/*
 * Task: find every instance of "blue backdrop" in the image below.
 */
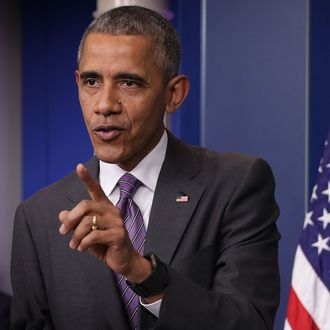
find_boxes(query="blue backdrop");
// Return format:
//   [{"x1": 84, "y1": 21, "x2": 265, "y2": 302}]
[
  {"x1": 22, "y1": 0, "x2": 94, "y2": 197},
  {"x1": 309, "y1": 0, "x2": 330, "y2": 192}
]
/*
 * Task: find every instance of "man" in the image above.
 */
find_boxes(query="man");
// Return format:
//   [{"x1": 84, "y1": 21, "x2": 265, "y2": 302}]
[{"x1": 11, "y1": 6, "x2": 280, "y2": 330}]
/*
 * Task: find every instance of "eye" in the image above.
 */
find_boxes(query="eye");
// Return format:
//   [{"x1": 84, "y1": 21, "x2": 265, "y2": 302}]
[
  {"x1": 84, "y1": 78, "x2": 98, "y2": 86},
  {"x1": 120, "y1": 80, "x2": 139, "y2": 88}
]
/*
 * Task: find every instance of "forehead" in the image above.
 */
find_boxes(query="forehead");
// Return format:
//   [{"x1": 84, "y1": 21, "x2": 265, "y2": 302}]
[{"x1": 79, "y1": 33, "x2": 156, "y2": 70}]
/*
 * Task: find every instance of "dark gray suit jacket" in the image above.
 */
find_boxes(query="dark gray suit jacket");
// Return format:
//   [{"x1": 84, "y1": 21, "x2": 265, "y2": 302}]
[{"x1": 11, "y1": 133, "x2": 280, "y2": 329}]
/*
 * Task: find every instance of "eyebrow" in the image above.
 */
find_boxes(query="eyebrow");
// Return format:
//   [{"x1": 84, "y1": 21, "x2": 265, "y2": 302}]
[
  {"x1": 79, "y1": 71, "x2": 101, "y2": 80},
  {"x1": 114, "y1": 72, "x2": 149, "y2": 86}
]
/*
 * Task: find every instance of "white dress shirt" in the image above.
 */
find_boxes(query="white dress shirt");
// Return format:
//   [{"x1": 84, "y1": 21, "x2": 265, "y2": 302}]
[{"x1": 99, "y1": 130, "x2": 168, "y2": 318}]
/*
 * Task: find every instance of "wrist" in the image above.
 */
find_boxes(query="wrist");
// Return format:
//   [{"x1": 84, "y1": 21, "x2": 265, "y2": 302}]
[
  {"x1": 126, "y1": 253, "x2": 169, "y2": 298},
  {"x1": 124, "y1": 253, "x2": 152, "y2": 284}
]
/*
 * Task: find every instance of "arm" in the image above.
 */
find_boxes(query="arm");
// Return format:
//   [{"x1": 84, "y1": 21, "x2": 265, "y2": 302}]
[{"x1": 156, "y1": 158, "x2": 280, "y2": 330}]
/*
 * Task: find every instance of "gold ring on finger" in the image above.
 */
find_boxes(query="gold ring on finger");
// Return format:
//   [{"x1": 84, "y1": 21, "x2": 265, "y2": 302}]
[{"x1": 91, "y1": 215, "x2": 98, "y2": 231}]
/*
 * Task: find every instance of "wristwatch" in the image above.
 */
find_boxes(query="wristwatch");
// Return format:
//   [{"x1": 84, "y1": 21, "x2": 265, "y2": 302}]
[{"x1": 126, "y1": 253, "x2": 169, "y2": 298}]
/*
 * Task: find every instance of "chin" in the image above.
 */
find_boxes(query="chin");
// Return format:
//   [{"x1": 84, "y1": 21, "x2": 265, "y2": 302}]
[{"x1": 94, "y1": 148, "x2": 121, "y2": 164}]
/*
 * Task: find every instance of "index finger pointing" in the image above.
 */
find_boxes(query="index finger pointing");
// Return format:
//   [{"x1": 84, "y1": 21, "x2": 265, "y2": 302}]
[{"x1": 76, "y1": 163, "x2": 110, "y2": 202}]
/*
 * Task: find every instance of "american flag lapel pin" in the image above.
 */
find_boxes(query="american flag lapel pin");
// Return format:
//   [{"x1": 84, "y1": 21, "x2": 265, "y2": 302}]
[{"x1": 176, "y1": 194, "x2": 189, "y2": 203}]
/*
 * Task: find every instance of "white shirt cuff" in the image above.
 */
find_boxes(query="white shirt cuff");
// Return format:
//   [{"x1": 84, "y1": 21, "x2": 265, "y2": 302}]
[{"x1": 140, "y1": 298, "x2": 162, "y2": 318}]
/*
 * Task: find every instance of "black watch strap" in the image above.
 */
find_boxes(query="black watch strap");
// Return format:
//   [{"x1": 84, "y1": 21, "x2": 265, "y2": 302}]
[{"x1": 126, "y1": 253, "x2": 169, "y2": 298}]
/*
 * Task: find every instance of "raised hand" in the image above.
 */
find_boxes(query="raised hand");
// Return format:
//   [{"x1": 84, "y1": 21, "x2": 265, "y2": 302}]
[{"x1": 58, "y1": 163, "x2": 151, "y2": 282}]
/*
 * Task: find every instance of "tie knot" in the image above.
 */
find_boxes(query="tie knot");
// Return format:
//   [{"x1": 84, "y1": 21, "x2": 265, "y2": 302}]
[{"x1": 117, "y1": 173, "x2": 142, "y2": 199}]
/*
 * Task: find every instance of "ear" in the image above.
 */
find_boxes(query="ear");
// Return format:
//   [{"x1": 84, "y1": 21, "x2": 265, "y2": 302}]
[
  {"x1": 75, "y1": 70, "x2": 80, "y2": 86},
  {"x1": 165, "y1": 75, "x2": 190, "y2": 114}
]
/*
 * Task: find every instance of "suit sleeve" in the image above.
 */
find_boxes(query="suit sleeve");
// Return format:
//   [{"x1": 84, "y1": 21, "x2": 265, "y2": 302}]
[
  {"x1": 156, "y1": 158, "x2": 280, "y2": 330},
  {"x1": 11, "y1": 203, "x2": 54, "y2": 329}
]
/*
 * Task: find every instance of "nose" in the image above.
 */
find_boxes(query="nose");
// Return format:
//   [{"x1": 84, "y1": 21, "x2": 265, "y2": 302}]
[{"x1": 94, "y1": 86, "x2": 121, "y2": 116}]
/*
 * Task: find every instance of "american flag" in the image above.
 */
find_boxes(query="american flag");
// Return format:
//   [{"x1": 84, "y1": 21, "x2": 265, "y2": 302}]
[
  {"x1": 285, "y1": 132, "x2": 330, "y2": 330},
  {"x1": 176, "y1": 195, "x2": 189, "y2": 203}
]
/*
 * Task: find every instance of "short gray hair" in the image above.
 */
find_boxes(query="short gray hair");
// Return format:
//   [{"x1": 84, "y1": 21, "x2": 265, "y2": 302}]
[{"x1": 77, "y1": 6, "x2": 181, "y2": 83}]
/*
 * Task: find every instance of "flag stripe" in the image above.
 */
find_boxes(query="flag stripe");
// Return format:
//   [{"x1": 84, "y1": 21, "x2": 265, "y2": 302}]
[
  {"x1": 288, "y1": 245, "x2": 330, "y2": 329},
  {"x1": 286, "y1": 287, "x2": 319, "y2": 330},
  {"x1": 284, "y1": 319, "x2": 293, "y2": 330}
]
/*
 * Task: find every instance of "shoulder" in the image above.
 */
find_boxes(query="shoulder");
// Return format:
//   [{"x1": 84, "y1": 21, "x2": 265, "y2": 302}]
[
  {"x1": 167, "y1": 131, "x2": 271, "y2": 171},
  {"x1": 190, "y1": 144, "x2": 274, "y2": 181},
  {"x1": 166, "y1": 132, "x2": 275, "y2": 185},
  {"x1": 22, "y1": 170, "x2": 78, "y2": 208},
  {"x1": 18, "y1": 157, "x2": 98, "y2": 215},
  {"x1": 14, "y1": 170, "x2": 78, "y2": 229},
  {"x1": 196, "y1": 148, "x2": 275, "y2": 197}
]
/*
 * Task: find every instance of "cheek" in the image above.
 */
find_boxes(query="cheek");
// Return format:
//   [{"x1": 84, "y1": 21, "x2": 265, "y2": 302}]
[
  {"x1": 80, "y1": 105, "x2": 94, "y2": 134},
  {"x1": 128, "y1": 107, "x2": 157, "y2": 132},
  {"x1": 79, "y1": 95, "x2": 94, "y2": 124},
  {"x1": 128, "y1": 94, "x2": 166, "y2": 124}
]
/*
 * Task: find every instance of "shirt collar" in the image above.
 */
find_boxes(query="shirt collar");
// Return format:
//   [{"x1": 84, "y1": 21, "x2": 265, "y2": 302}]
[{"x1": 99, "y1": 130, "x2": 168, "y2": 196}]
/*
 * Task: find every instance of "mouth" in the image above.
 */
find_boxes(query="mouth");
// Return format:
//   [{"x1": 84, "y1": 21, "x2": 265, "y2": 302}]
[{"x1": 92, "y1": 124, "x2": 125, "y2": 142}]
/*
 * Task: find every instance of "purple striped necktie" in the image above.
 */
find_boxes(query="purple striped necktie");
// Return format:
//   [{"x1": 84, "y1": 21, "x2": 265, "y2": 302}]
[{"x1": 115, "y1": 173, "x2": 146, "y2": 330}]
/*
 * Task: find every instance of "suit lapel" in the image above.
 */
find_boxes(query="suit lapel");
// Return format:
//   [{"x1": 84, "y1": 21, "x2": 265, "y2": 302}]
[
  {"x1": 65, "y1": 157, "x2": 130, "y2": 330},
  {"x1": 145, "y1": 133, "x2": 205, "y2": 265}
]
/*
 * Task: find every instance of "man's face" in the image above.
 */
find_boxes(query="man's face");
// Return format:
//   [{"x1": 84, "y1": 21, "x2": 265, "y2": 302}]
[{"x1": 76, "y1": 33, "x2": 169, "y2": 171}]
